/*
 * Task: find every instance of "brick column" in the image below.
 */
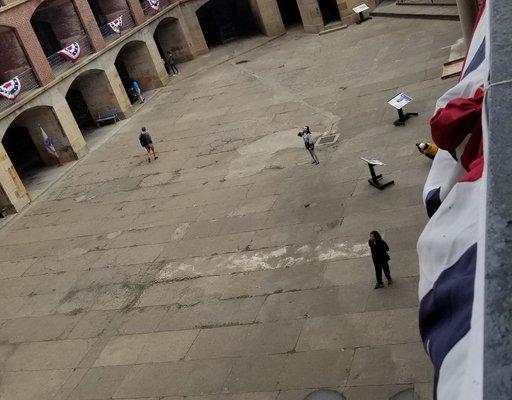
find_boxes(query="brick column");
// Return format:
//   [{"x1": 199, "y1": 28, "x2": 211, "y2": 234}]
[
  {"x1": 248, "y1": 0, "x2": 285, "y2": 37},
  {"x1": 72, "y1": 0, "x2": 106, "y2": 51},
  {"x1": 126, "y1": 0, "x2": 147, "y2": 25},
  {"x1": 16, "y1": 27, "x2": 55, "y2": 85}
]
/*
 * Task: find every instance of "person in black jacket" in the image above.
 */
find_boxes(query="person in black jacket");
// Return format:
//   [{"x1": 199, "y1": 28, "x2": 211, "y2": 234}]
[{"x1": 368, "y1": 230, "x2": 392, "y2": 289}]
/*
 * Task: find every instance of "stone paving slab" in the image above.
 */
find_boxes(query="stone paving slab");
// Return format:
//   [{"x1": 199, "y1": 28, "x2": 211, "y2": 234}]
[{"x1": 0, "y1": 17, "x2": 463, "y2": 400}]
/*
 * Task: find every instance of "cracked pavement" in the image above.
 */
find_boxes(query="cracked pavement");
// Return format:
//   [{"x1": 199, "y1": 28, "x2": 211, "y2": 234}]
[{"x1": 0, "y1": 18, "x2": 461, "y2": 400}]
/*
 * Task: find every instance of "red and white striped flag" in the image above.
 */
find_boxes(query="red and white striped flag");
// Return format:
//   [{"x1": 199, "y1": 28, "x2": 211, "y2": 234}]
[{"x1": 417, "y1": 1, "x2": 488, "y2": 399}]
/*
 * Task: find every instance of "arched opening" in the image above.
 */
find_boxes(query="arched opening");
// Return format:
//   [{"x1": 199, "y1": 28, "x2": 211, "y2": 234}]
[
  {"x1": 153, "y1": 17, "x2": 190, "y2": 73},
  {"x1": 1, "y1": 106, "x2": 77, "y2": 200},
  {"x1": 196, "y1": 0, "x2": 260, "y2": 47},
  {"x1": 65, "y1": 69, "x2": 127, "y2": 135},
  {"x1": 317, "y1": 0, "x2": 341, "y2": 24},
  {"x1": 87, "y1": 0, "x2": 136, "y2": 41},
  {"x1": 276, "y1": 0, "x2": 301, "y2": 27},
  {"x1": 115, "y1": 41, "x2": 161, "y2": 103},
  {"x1": 31, "y1": 0, "x2": 92, "y2": 71},
  {"x1": 0, "y1": 26, "x2": 40, "y2": 112}
]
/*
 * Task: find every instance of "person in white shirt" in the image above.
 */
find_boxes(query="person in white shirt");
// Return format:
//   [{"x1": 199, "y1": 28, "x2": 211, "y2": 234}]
[{"x1": 298, "y1": 126, "x2": 319, "y2": 165}]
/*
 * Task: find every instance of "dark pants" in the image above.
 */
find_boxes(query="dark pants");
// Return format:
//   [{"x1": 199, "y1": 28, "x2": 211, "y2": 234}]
[
  {"x1": 169, "y1": 63, "x2": 179, "y2": 74},
  {"x1": 374, "y1": 261, "x2": 391, "y2": 284}
]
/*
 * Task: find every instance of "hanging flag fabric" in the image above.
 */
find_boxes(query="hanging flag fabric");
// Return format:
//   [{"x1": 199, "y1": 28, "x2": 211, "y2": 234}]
[
  {"x1": 0, "y1": 76, "x2": 21, "y2": 100},
  {"x1": 58, "y1": 42, "x2": 81, "y2": 63},
  {"x1": 417, "y1": 2, "x2": 488, "y2": 400},
  {"x1": 149, "y1": 0, "x2": 160, "y2": 12},
  {"x1": 108, "y1": 15, "x2": 123, "y2": 34},
  {"x1": 40, "y1": 126, "x2": 59, "y2": 158}
]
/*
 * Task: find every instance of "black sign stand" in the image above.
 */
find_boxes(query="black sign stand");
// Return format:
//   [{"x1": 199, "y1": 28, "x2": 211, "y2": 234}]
[
  {"x1": 365, "y1": 162, "x2": 394, "y2": 190},
  {"x1": 356, "y1": 11, "x2": 372, "y2": 24},
  {"x1": 393, "y1": 108, "x2": 418, "y2": 126}
]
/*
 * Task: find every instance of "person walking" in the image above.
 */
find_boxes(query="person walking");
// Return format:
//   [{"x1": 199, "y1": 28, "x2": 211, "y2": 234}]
[
  {"x1": 131, "y1": 79, "x2": 145, "y2": 103},
  {"x1": 298, "y1": 126, "x2": 319, "y2": 165},
  {"x1": 166, "y1": 51, "x2": 179, "y2": 76},
  {"x1": 368, "y1": 230, "x2": 392, "y2": 289},
  {"x1": 139, "y1": 127, "x2": 158, "y2": 163}
]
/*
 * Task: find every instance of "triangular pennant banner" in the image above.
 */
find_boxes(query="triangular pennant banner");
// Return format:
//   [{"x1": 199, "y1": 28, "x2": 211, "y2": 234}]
[
  {"x1": 149, "y1": 0, "x2": 160, "y2": 12},
  {"x1": 108, "y1": 15, "x2": 123, "y2": 34},
  {"x1": 58, "y1": 42, "x2": 81, "y2": 63},
  {"x1": 0, "y1": 76, "x2": 21, "y2": 100}
]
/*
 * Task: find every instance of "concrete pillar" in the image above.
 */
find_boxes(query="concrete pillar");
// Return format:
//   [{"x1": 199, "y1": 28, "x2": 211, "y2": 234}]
[
  {"x1": 52, "y1": 100, "x2": 88, "y2": 160},
  {"x1": 104, "y1": 66, "x2": 133, "y2": 118},
  {"x1": 296, "y1": 0, "x2": 324, "y2": 33},
  {"x1": 0, "y1": 144, "x2": 30, "y2": 213},
  {"x1": 126, "y1": 0, "x2": 147, "y2": 25},
  {"x1": 455, "y1": 0, "x2": 479, "y2": 48},
  {"x1": 178, "y1": 2, "x2": 209, "y2": 57},
  {"x1": 248, "y1": 0, "x2": 285, "y2": 37},
  {"x1": 72, "y1": 0, "x2": 106, "y2": 51}
]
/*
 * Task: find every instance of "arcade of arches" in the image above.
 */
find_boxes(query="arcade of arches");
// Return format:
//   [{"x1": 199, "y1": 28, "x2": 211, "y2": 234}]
[{"x1": 0, "y1": 0, "x2": 376, "y2": 214}]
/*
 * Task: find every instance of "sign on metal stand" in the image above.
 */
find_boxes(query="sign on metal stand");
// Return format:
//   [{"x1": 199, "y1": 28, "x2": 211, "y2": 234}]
[
  {"x1": 360, "y1": 157, "x2": 395, "y2": 190},
  {"x1": 353, "y1": 4, "x2": 372, "y2": 24},
  {"x1": 388, "y1": 93, "x2": 418, "y2": 126}
]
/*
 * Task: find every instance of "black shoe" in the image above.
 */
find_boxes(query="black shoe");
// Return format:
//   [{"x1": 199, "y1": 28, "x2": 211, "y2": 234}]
[
  {"x1": 148, "y1": 158, "x2": 151, "y2": 163},
  {"x1": 374, "y1": 283, "x2": 384, "y2": 289},
  {"x1": 311, "y1": 160, "x2": 316, "y2": 164},
  {"x1": 388, "y1": 279, "x2": 393, "y2": 285}
]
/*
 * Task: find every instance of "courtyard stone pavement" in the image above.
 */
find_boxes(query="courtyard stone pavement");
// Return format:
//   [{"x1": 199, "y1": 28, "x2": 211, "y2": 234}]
[{"x1": 0, "y1": 17, "x2": 461, "y2": 400}]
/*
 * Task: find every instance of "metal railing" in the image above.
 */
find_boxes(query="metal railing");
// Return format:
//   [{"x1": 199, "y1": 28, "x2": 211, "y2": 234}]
[
  {"x1": 0, "y1": 68, "x2": 40, "y2": 114},
  {"x1": 141, "y1": 0, "x2": 176, "y2": 16},
  {"x1": 47, "y1": 36, "x2": 93, "y2": 76},
  {"x1": 99, "y1": 9, "x2": 137, "y2": 44}
]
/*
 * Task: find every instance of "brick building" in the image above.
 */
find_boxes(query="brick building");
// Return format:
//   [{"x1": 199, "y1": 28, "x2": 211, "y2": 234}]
[{"x1": 0, "y1": 0, "x2": 376, "y2": 214}]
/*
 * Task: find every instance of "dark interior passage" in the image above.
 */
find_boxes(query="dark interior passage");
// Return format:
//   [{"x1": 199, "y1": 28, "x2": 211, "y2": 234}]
[
  {"x1": 318, "y1": 0, "x2": 340, "y2": 23},
  {"x1": 2, "y1": 126, "x2": 44, "y2": 177},
  {"x1": 114, "y1": 58, "x2": 139, "y2": 104},
  {"x1": 276, "y1": 0, "x2": 301, "y2": 27},
  {"x1": 66, "y1": 88, "x2": 96, "y2": 131},
  {"x1": 196, "y1": 0, "x2": 260, "y2": 47}
]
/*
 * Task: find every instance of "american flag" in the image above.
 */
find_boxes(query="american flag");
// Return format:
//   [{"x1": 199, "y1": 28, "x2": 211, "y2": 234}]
[{"x1": 417, "y1": 1, "x2": 488, "y2": 399}]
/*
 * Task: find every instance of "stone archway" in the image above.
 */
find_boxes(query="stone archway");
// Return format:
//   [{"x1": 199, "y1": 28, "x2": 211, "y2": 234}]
[
  {"x1": 0, "y1": 26, "x2": 40, "y2": 113},
  {"x1": 0, "y1": 105, "x2": 80, "y2": 213},
  {"x1": 65, "y1": 68, "x2": 132, "y2": 133},
  {"x1": 153, "y1": 17, "x2": 192, "y2": 64},
  {"x1": 115, "y1": 40, "x2": 164, "y2": 102},
  {"x1": 196, "y1": 0, "x2": 261, "y2": 47},
  {"x1": 30, "y1": 0, "x2": 90, "y2": 57}
]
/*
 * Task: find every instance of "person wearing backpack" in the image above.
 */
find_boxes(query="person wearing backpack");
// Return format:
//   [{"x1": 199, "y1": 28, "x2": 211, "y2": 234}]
[{"x1": 139, "y1": 127, "x2": 158, "y2": 163}]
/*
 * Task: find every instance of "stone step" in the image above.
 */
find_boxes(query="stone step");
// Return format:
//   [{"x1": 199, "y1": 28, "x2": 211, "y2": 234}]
[
  {"x1": 318, "y1": 22, "x2": 348, "y2": 35},
  {"x1": 371, "y1": 0, "x2": 460, "y2": 20}
]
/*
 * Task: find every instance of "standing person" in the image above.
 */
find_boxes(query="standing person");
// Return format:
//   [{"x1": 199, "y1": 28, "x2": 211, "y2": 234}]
[
  {"x1": 298, "y1": 126, "x2": 319, "y2": 165},
  {"x1": 131, "y1": 79, "x2": 145, "y2": 103},
  {"x1": 139, "y1": 127, "x2": 158, "y2": 163},
  {"x1": 368, "y1": 231, "x2": 392, "y2": 289},
  {"x1": 166, "y1": 51, "x2": 179, "y2": 76}
]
